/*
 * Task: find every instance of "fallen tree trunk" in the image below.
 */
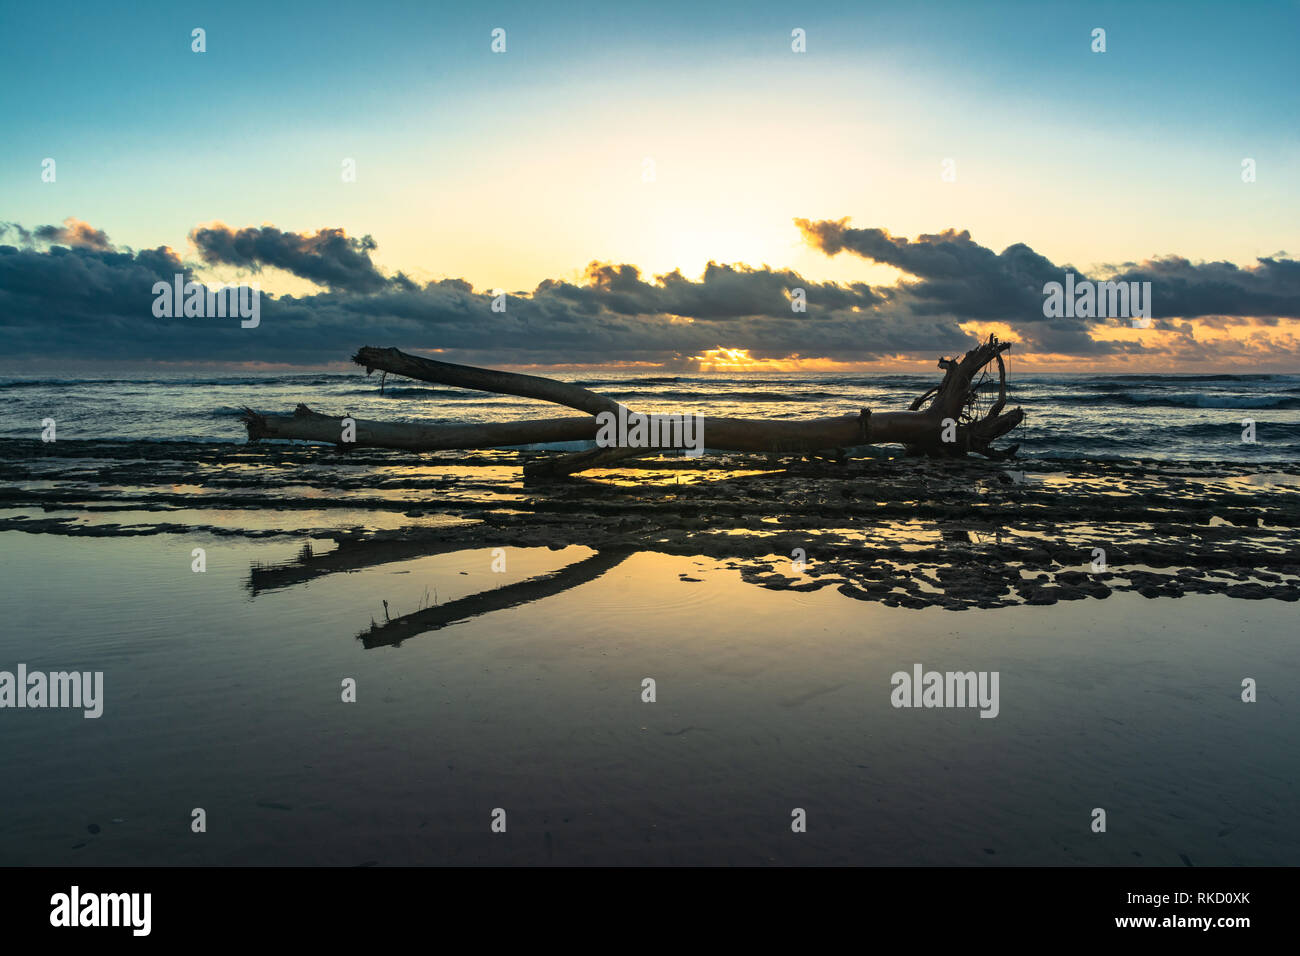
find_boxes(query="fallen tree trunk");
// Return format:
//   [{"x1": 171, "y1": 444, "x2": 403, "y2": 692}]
[
  {"x1": 242, "y1": 336, "x2": 1023, "y2": 471},
  {"x1": 356, "y1": 337, "x2": 1022, "y2": 458},
  {"x1": 242, "y1": 403, "x2": 597, "y2": 449},
  {"x1": 354, "y1": 346, "x2": 620, "y2": 416},
  {"x1": 244, "y1": 404, "x2": 1017, "y2": 454}
]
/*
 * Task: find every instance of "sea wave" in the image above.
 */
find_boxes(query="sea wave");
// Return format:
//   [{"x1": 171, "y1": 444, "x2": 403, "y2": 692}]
[
  {"x1": 601, "y1": 389, "x2": 842, "y2": 402},
  {"x1": 1039, "y1": 392, "x2": 1300, "y2": 410},
  {"x1": 0, "y1": 375, "x2": 349, "y2": 390}
]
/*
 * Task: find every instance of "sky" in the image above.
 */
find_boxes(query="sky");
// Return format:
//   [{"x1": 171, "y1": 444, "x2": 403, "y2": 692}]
[{"x1": 1, "y1": 0, "x2": 1297, "y2": 372}]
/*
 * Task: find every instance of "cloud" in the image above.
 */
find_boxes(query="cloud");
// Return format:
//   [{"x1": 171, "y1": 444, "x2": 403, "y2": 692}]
[
  {"x1": 3, "y1": 217, "x2": 113, "y2": 251},
  {"x1": 796, "y1": 217, "x2": 1300, "y2": 324},
  {"x1": 1, "y1": 218, "x2": 1297, "y2": 368},
  {"x1": 0, "y1": 237, "x2": 186, "y2": 359},
  {"x1": 188, "y1": 223, "x2": 397, "y2": 293},
  {"x1": 0, "y1": 223, "x2": 33, "y2": 245},
  {"x1": 537, "y1": 261, "x2": 882, "y2": 320},
  {"x1": 1103, "y1": 255, "x2": 1300, "y2": 321}
]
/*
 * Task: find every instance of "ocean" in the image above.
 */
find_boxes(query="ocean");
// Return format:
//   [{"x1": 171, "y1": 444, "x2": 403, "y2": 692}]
[{"x1": 2, "y1": 371, "x2": 1299, "y2": 461}]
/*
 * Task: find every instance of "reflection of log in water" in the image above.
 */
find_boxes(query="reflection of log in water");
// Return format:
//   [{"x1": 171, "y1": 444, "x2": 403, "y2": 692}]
[
  {"x1": 248, "y1": 535, "x2": 474, "y2": 594},
  {"x1": 356, "y1": 549, "x2": 631, "y2": 649}
]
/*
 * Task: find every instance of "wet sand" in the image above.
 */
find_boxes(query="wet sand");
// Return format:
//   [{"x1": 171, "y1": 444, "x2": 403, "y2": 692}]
[
  {"x1": 1, "y1": 443, "x2": 1298, "y2": 864},
  {"x1": 0, "y1": 533, "x2": 1296, "y2": 865}
]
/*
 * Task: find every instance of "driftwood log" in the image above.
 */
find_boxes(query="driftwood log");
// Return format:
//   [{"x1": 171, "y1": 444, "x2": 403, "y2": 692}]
[{"x1": 241, "y1": 336, "x2": 1023, "y2": 475}]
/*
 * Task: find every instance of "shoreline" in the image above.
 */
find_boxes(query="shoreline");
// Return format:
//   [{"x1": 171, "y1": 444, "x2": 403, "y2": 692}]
[{"x1": 3, "y1": 442, "x2": 1297, "y2": 611}]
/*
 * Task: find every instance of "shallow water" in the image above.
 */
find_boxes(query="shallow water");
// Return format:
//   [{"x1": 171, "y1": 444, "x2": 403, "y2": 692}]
[{"x1": 1, "y1": 530, "x2": 1295, "y2": 865}]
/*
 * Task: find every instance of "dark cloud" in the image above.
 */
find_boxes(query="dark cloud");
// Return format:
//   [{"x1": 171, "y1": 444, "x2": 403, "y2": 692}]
[
  {"x1": 0, "y1": 239, "x2": 186, "y2": 358},
  {"x1": 796, "y1": 218, "x2": 1300, "y2": 324},
  {"x1": 1, "y1": 218, "x2": 1296, "y2": 367},
  {"x1": 0, "y1": 222, "x2": 957, "y2": 365},
  {"x1": 3, "y1": 218, "x2": 113, "y2": 251},
  {"x1": 0, "y1": 223, "x2": 33, "y2": 245},
  {"x1": 188, "y1": 224, "x2": 391, "y2": 293},
  {"x1": 1104, "y1": 255, "x2": 1300, "y2": 321},
  {"x1": 536, "y1": 261, "x2": 881, "y2": 320}
]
